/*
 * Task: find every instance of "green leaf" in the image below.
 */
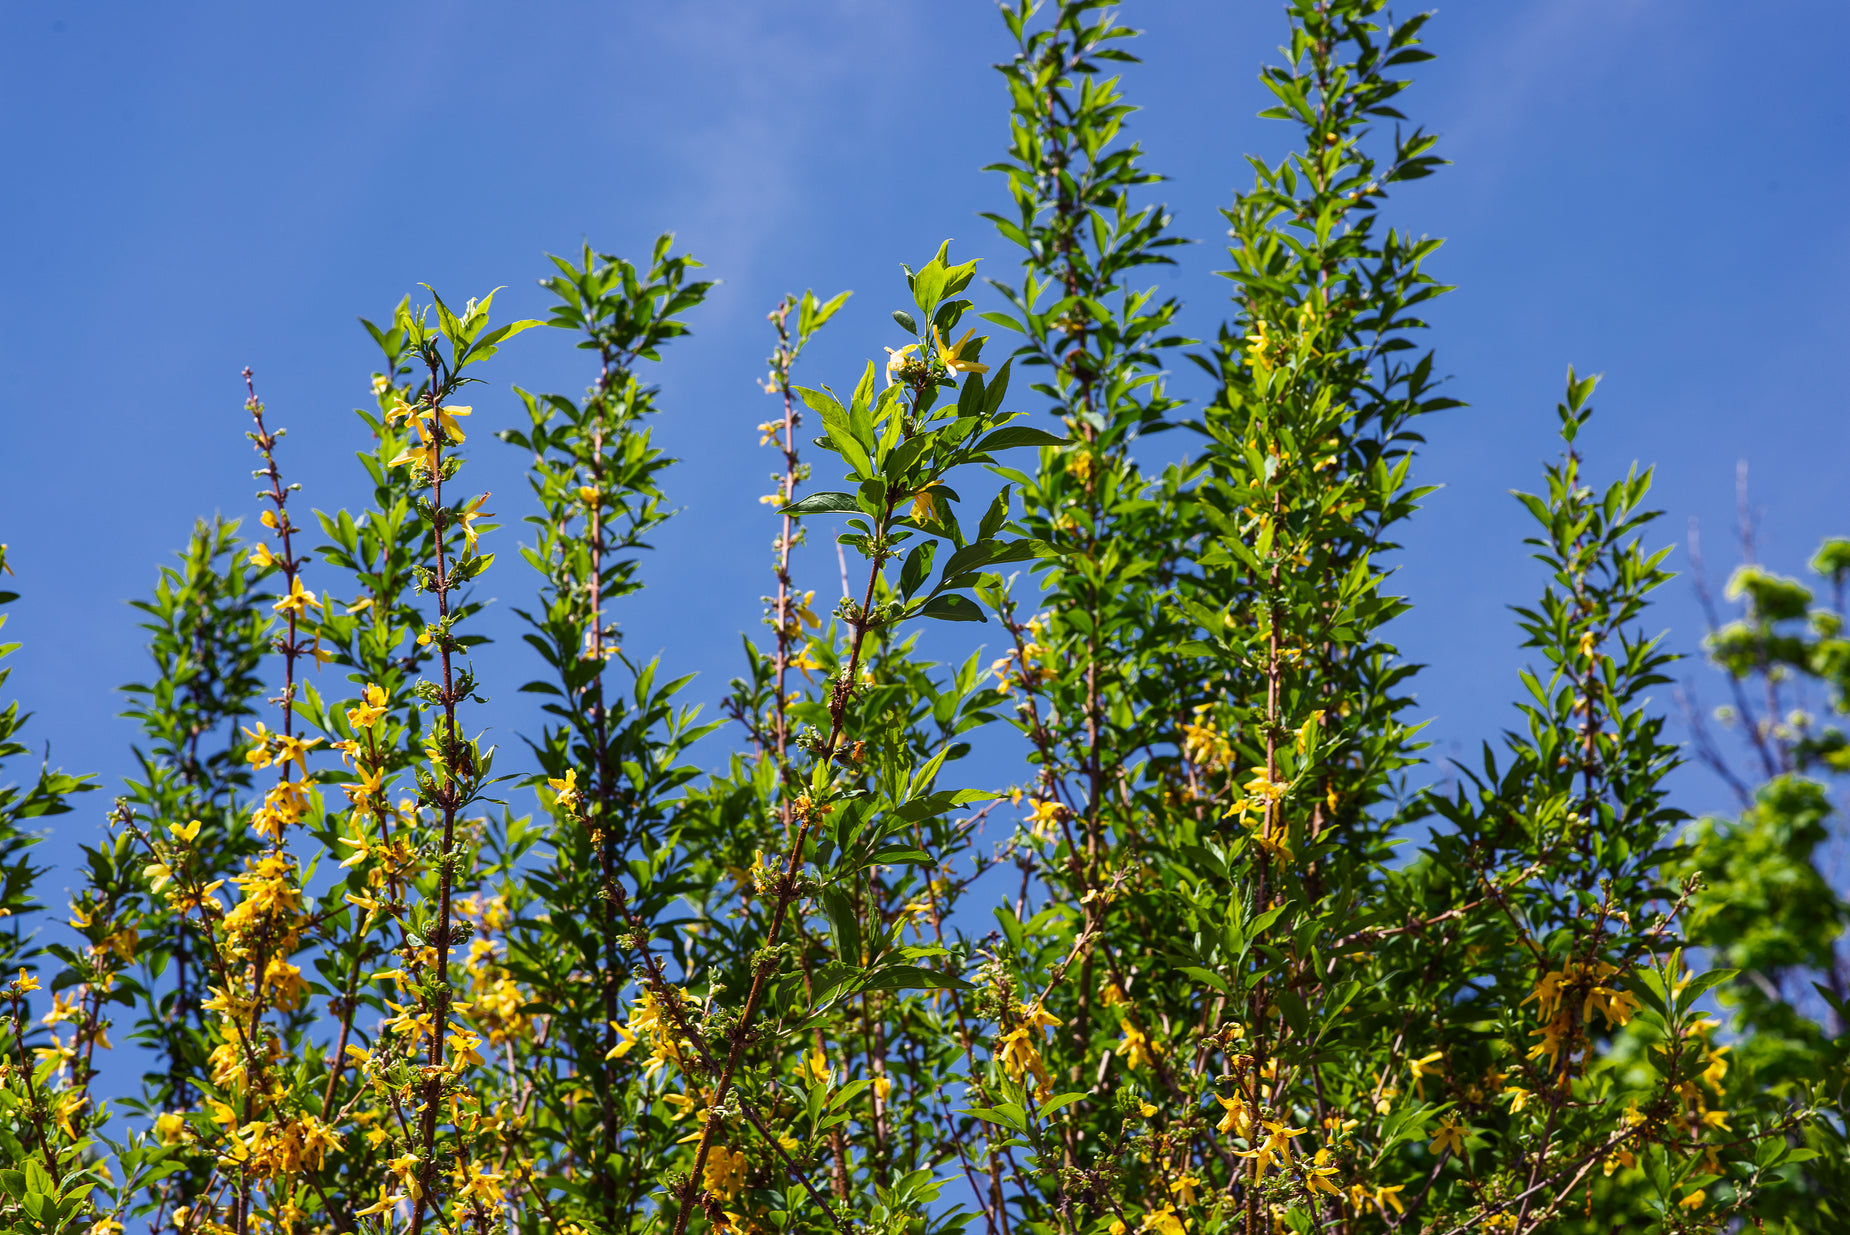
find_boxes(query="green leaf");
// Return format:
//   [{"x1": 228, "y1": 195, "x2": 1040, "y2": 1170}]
[
  {"x1": 1248, "y1": 904, "x2": 1287, "y2": 939},
  {"x1": 1178, "y1": 965, "x2": 1229, "y2": 994},
  {"x1": 865, "y1": 964, "x2": 973, "y2": 992},
  {"x1": 822, "y1": 886, "x2": 861, "y2": 966},
  {"x1": 782, "y1": 491, "x2": 860, "y2": 515},
  {"x1": 918, "y1": 594, "x2": 987, "y2": 623},
  {"x1": 978, "y1": 485, "x2": 1012, "y2": 542},
  {"x1": 933, "y1": 537, "x2": 1047, "y2": 592},
  {"x1": 796, "y1": 385, "x2": 848, "y2": 422},
  {"x1": 1674, "y1": 968, "x2": 1738, "y2": 1014},
  {"x1": 976, "y1": 425, "x2": 1067, "y2": 453},
  {"x1": 899, "y1": 540, "x2": 937, "y2": 600},
  {"x1": 965, "y1": 1104, "x2": 1027, "y2": 1133},
  {"x1": 1276, "y1": 988, "x2": 1309, "y2": 1037}
]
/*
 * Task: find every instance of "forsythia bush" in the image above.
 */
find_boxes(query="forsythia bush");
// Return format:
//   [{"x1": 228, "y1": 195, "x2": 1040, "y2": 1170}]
[{"x1": 0, "y1": 3, "x2": 1842, "y2": 1233}]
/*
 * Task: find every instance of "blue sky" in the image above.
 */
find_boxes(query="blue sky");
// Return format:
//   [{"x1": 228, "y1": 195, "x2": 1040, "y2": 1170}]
[{"x1": 2, "y1": 0, "x2": 1848, "y2": 902}]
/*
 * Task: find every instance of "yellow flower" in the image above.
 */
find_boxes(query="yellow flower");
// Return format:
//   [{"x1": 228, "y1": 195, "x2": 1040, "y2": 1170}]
[
  {"x1": 605, "y1": 1019, "x2": 637, "y2": 1061},
  {"x1": 997, "y1": 1027, "x2": 1050, "y2": 1096},
  {"x1": 1524, "y1": 967, "x2": 1566, "y2": 1020},
  {"x1": 387, "y1": 1152, "x2": 424, "y2": 1201},
  {"x1": 1408, "y1": 1049, "x2": 1444, "y2": 1094},
  {"x1": 243, "y1": 721, "x2": 275, "y2": 767},
  {"x1": 788, "y1": 591, "x2": 821, "y2": 632},
  {"x1": 346, "y1": 683, "x2": 389, "y2": 730},
  {"x1": 264, "y1": 957, "x2": 308, "y2": 1009},
  {"x1": 447, "y1": 1028, "x2": 485, "y2": 1070},
  {"x1": 143, "y1": 862, "x2": 174, "y2": 893},
  {"x1": 354, "y1": 1188, "x2": 402, "y2": 1218},
  {"x1": 704, "y1": 1144, "x2": 750, "y2": 1200},
  {"x1": 425, "y1": 403, "x2": 472, "y2": 442},
  {"x1": 1139, "y1": 1205, "x2": 1184, "y2": 1235},
  {"x1": 549, "y1": 768, "x2": 582, "y2": 812},
  {"x1": 884, "y1": 343, "x2": 920, "y2": 387},
  {"x1": 663, "y1": 1090, "x2": 704, "y2": 1122},
  {"x1": 1019, "y1": 1002, "x2": 1061, "y2": 1034},
  {"x1": 272, "y1": 575, "x2": 322, "y2": 617},
  {"x1": 1239, "y1": 1120, "x2": 1305, "y2": 1177},
  {"x1": 1245, "y1": 317, "x2": 1273, "y2": 369},
  {"x1": 1213, "y1": 1092, "x2": 1250, "y2": 1138},
  {"x1": 342, "y1": 764, "x2": 385, "y2": 813},
  {"x1": 1348, "y1": 1182, "x2": 1406, "y2": 1216},
  {"x1": 1679, "y1": 1189, "x2": 1706, "y2": 1211},
  {"x1": 910, "y1": 481, "x2": 942, "y2": 523},
  {"x1": 168, "y1": 818, "x2": 203, "y2": 844},
  {"x1": 248, "y1": 542, "x2": 277, "y2": 569},
  {"x1": 1527, "y1": 1016, "x2": 1569, "y2": 1069},
  {"x1": 1428, "y1": 1115, "x2": 1468, "y2": 1157},
  {"x1": 1026, "y1": 797, "x2": 1067, "y2": 841},
  {"x1": 389, "y1": 417, "x2": 441, "y2": 472},
  {"x1": 458, "y1": 492, "x2": 493, "y2": 552},
  {"x1": 457, "y1": 1162, "x2": 505, "y2": 1203},
  {"x1": 1241, "y1": 767, "x2": 1289, "y2": 804},
  {"x1": 337, "y1": 834, "x2": 373, "y2": 870},
  {"x1": 1587, "y1": 975, "x2": 1640, "y2": 1026},
  {"x1": 1138, "y1": 1101, "x2": 1157, "y2": 1119},
  {"x1": 34, "y1": 1037, "x2": 76, "y2": 1077},
  {"x1": 1303, "y1": 1147, "x2": 1342, "y2": 1196},
  {"x1": 1701, "y1": 1045, "x2": 1730, "y2": 1093},
  {"x1": 273, "y1": 732, "x2": 322, "y2": 775},
  {"x1": 933, "y1": 326, "x2": 990, "y2": 375},
  {"x1": 1181, "y1": 709, "x2": 1233, "y2": 771},
  {"x1": 1502, "y1": 1084, "x2": 1533, "y2": 1113},
  {"x1": 1119, "y1": 1022, "x2": 1157, "y2": 1070},
  {"x1": 800, "y1": 1049, "x2": 832, "y2": 1086},
  {"x1": 154, "y1": 1112, "x2": 190, "y2": 1145}
]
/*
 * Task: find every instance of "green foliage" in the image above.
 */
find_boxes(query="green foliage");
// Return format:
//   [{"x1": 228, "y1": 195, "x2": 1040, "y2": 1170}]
[
  {"x1": 0, "y1": 546, "x2": 96, "y2": 954},
  {"x1": 1672, "y1": 505, "x2": 1850, "y2": 1228},
  {"x1": 0, "y1": 556, "x2": 94, "y2": 977},
  {"x1": 0, "y1": 3, "x2": 1836, "y2": 1234}
]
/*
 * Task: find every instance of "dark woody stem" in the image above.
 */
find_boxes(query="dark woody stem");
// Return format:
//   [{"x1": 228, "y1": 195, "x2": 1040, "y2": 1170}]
[
  {"x1": 669, "y1": 372, "x2": 923, "y2": 1235},
  {"x1": 412, "y1": 356, "x2": 467, "y2": 1235},
  {"x1": 239, "y1": 368, "x2": 306, "y2": 1235}
]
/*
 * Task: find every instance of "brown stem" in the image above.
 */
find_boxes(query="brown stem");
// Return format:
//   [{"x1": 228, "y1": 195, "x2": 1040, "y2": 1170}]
[
  {"x1": 8, "y1": 994, "x2": 63, "y2": 1185},
  {"x1": 243, "y1": 371, "x2": 316, "y2": 1233},
  {"x1": 411, "y1": 356, "x2": 470, "y2": 1235},
  {"x1": 670, "y1": 401, "x2": 902, "y2": 1234},
  {"x1": 586, "y1": 355, "x2": 625, "y2": 1219},
  {"x1": 608, "y1": 879, "x2": 852, "y2": 1232}
]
